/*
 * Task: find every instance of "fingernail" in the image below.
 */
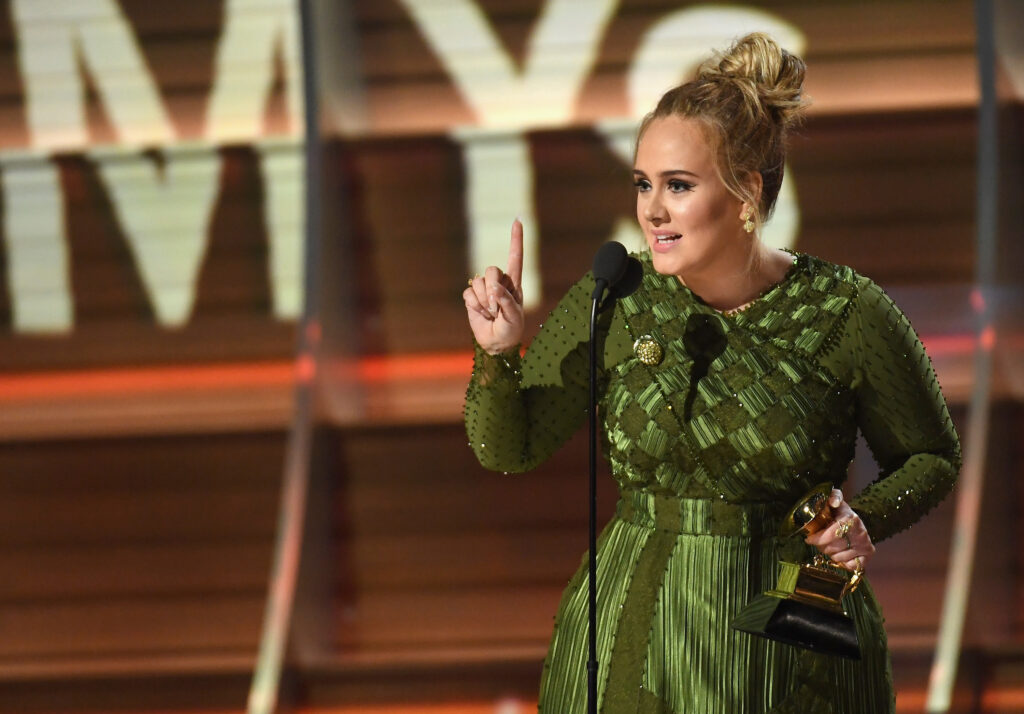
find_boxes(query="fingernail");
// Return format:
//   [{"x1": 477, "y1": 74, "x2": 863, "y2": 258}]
[{"x1": 489, "y1": 299, "x2": 497, "y2": 313}]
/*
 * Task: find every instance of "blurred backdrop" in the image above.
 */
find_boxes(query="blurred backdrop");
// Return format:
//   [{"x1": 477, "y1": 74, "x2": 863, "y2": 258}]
[{"x1": 0, "y1": 1, "x2": 1021, "y2": 713}]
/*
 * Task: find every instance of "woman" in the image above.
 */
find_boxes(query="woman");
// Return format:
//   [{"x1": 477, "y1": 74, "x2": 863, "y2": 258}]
[{"x1": 462, "y1": 33, "x2": 960, "y2": 713}]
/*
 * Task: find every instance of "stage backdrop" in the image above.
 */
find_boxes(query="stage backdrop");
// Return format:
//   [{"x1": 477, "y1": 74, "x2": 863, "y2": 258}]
[
  {"x1": 0, "y1": 1, "x2": 977, "y2": 370},
  {"x1": 0, "y1": 0, "x2": 1001, "y2": 707}
]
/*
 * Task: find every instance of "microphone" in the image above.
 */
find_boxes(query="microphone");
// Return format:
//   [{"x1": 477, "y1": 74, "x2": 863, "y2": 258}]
[
  {"x1": 591, "y1": 241, "x2": 642, "y2": 304},
  {"x1": 607, "y1": 257, "x2": 642, "y2": 302}
]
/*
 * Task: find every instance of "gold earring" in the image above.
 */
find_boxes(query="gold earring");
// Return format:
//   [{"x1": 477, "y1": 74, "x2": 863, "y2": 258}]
[{"x1": 742, "y1": 208, "x2": 755, "y2": 234}]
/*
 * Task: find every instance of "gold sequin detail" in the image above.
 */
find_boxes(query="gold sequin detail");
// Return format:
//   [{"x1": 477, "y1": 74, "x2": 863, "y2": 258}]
[{"x1": 633, "y1": 335, "x2": 663, "y2": 365}]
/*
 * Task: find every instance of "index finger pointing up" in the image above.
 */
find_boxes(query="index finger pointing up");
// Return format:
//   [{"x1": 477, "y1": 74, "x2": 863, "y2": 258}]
[{"x1": 506, "y1": 219, "x2": 524, "y2": 292}]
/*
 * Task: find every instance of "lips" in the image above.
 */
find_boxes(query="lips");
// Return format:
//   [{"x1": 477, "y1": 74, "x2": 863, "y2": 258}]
[{"x1": 651, "y1": 233, "x2": 681, "y2": 253}]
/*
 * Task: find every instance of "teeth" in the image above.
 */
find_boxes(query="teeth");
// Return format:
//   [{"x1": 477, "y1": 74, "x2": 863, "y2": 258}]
[{"x1": 657, "y1": 235, "x2": 680, "y2": 242}]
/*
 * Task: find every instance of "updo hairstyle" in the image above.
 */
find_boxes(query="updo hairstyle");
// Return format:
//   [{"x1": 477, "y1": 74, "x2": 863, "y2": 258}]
[{"x1": 637, "y1": 33, "x2": 809, "y2": 234}]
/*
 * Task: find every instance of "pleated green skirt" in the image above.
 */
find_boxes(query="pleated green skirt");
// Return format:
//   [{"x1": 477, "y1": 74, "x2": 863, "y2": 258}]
[{"x1": 538, "y1": 495, "x2": 894, "y2": 713}]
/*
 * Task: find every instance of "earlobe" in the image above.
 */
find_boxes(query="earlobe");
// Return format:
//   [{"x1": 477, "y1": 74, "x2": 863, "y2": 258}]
[
  {"x1": 739, "y1": 170, "x2": 763, "y2": 233},
  {"x1": 741, "y1": 206, "x2": 755, "y2": 234}
]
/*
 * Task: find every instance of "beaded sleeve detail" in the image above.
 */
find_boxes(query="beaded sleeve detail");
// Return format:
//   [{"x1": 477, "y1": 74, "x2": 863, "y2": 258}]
[
  {"x1": 843, "y1": 276, "x2": 962, "y2": 542},
  {"x1": 463, "y1": 273, "x2": 630, "y2": 473}
]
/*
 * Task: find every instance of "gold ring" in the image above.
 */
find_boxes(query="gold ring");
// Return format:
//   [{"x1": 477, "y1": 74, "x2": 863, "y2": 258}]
[
  {"x1": 855, "y1": 555, "x2": 864, "y2": 573},
  {"x1": 835, "y1": 521, "x2": 851, "y2": 539},
  {"x1": 844, "y1": 534, "x2": 853, "y2": 550},
  {"x1": 467, "y1": 274, "x2": 479, "y2": 287}
]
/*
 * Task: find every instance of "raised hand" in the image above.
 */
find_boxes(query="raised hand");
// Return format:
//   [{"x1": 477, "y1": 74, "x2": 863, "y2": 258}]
[
  {"x1": 464, "y1": 219, "x2": 525, "y2": 355},
  {"x1": 805, "y1": 488, "x2": 876, "y2": 573}
]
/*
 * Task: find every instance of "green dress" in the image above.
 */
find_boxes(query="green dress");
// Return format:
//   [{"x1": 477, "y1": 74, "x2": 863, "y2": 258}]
[{"x1": 464, "y1": 252, "x2": 961, "y2": 713}]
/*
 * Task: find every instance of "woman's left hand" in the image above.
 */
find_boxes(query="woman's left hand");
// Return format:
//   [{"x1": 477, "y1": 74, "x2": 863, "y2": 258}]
[{"x1": 804, "y1": 488, "x2": 876, "y2": 573}]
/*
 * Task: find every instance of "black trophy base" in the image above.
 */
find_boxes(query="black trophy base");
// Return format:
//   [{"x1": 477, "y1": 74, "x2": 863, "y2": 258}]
[{"x1": 731, "y1": 594, "x2": 862, "y2": 660}]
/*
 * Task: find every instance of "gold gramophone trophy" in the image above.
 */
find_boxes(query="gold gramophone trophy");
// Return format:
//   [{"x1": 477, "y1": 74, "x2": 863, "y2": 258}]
[{"x1": 731, "y1": 482, "x2": 863, "y2": 660}]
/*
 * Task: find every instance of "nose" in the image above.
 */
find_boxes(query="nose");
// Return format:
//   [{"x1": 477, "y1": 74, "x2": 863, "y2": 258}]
[{"x1": 643, "y1": 192, "x2": 668, "y2": 224}]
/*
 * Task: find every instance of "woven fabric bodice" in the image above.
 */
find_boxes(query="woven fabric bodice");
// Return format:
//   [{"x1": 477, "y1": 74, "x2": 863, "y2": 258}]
[{"x1": 604, "y1": 252, "x2": 858, "y2": 509}]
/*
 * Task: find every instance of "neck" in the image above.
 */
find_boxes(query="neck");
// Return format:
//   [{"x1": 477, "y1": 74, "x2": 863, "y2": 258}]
[{"x1": 677, "y1": 242, "x2": 781, "y2": 313}]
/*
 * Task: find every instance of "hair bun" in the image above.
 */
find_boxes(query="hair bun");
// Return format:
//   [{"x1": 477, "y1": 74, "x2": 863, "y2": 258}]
[
  {"x1": 637, "y1": 32, "x2": 809, "y2": 228},
  {"x1": 697, "y1": 32, "x2": 808, "y2": 129}
]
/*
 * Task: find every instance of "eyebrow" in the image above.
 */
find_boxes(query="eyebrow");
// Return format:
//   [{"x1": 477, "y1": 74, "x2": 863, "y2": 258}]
[{"x1": 632, "y1": 169, "x2": 700, "y2": 179}]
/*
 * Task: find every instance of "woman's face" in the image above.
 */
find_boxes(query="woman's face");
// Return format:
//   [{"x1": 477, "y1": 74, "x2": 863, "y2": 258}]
[{"x1": 633, "y1": 116, "x2": 748, "y2": 279}]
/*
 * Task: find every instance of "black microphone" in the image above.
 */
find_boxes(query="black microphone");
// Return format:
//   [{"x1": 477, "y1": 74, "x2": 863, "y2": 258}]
[
  {"x1": 607, "y1": 257, "x2": 642, "y2": 301},
  {"x1": 591, "y1": 241, "x2": 642, "y2": 303}
]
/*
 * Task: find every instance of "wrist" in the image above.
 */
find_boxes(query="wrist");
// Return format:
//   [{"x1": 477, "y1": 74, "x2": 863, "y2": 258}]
[
  {"x1": 473, "y1": 342, "x2": 520, "y2": 358},
  {"x1": 475, "y1": 338, "x2": 520, "y2": 357},
  {"x1": 483, "y1": 344, "x2": 520, "y2": 357},
  {"x1": 472, "y1": 341, "x2": 522, "y2": 386}
]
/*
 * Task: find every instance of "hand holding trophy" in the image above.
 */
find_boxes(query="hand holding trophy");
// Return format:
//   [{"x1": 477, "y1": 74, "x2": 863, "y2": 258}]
[
  {"x1": 805, "y1": 488, "x2": 877, "y2": 573},
  {"x1": 731, "y1": 483, "x2": 872, "y2": 660}
]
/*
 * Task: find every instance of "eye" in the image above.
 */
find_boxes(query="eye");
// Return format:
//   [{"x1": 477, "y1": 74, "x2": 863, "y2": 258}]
[
  {"x1": 668, "y1": 179, "x2": 694, "y2": 193},
  {"x1": 633, "y1": 178, "x2": 651, "y2": 192}
]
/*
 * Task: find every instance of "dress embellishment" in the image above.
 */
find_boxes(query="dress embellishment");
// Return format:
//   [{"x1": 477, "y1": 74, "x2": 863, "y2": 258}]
[{"x1": 633, "y1": 335, "x2": 663, "y2": 365}]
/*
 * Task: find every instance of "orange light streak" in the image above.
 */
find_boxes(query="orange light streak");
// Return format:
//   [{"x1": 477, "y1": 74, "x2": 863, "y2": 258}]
[
  {"x1": 355, "y1": 351, "x2": 472, "y2": 382},
  {"x1": 0, "y1": 332, "x2": 976, "y2": 403},
  {"x1": 0, "y1": 361, "x2": 296, "y2": 401}
]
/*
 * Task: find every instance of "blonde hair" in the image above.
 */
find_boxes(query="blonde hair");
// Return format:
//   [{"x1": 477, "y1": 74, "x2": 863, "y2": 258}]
[{"x1": 637, "y1": 33, "x2": 809, "y2": 234}]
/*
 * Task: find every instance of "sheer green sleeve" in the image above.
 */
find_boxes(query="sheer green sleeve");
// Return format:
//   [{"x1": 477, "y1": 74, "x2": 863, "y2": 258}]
[
  {"x1": 846, "y1": 277, "x2": 962, "y2": 542},
  {"x1": 464, "y1": 272, "x2": 629, "y2": 473}
]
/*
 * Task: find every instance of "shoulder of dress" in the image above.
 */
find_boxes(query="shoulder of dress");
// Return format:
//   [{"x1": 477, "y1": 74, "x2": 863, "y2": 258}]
[
  {"x1": 800, "y1": 257, "x2": 904, "y2": 326},
  {"x1": 798, "y1": 253, "x2": 861, "y2": 290},
  {"x1": 755, "y1": 252, "x2": 862, "y2": 359}
]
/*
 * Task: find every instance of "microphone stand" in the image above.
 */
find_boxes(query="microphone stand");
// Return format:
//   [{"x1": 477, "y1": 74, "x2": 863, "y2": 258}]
[
  {"x1": 587, "y1": 280, "x2": 619, "y2": 714},
  {"x1": 587, "y1": 289, "x2": 602, "y2": 714},
  {"x1": 584, "y1": 245, "x2": 640, "y2": 713}
]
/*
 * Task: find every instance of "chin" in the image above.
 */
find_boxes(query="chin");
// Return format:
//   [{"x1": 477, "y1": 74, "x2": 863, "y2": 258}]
[{"x1": 650, "y1": 252, "x2": 685, "y2": 278}]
